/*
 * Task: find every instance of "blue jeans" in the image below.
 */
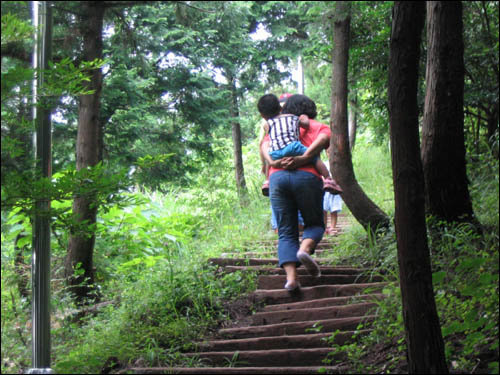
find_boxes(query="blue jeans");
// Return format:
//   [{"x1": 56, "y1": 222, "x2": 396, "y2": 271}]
[
  {"x1": 271, "y1": 205, "x2": 304, "y2": 230},
  {"x1": 270, "y1": 170, "x2": 325, "y2": 267}
]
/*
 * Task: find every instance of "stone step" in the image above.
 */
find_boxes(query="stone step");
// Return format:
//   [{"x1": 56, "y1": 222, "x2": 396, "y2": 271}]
[
  {"x1": 130, "y1": 366, "x2": 347, "y2": 374},
  {"x1": 219, "y1": 315, "x2": 376, "y2": 339},
  {"x1": 221, "y1": 265, "x2": 372, "y2": 275},
  {"x1": 257, "y1": 274, "x2": 384, "y2": 289},
  {"x1": 261, "y1": 293, "x2": 385, "y2": 312},
  {"x1": 183, "y1": 347, "x2": 343, "y2": 367},
  {"x1": 195, "y1": 330, "x2": 370, "y2": 352},
  {"x1": 250, "y1": 283, "x2": 387, "y2": 305},
  {"x1": 251, "y1": 302, "x2": 377, "y2": 325}
]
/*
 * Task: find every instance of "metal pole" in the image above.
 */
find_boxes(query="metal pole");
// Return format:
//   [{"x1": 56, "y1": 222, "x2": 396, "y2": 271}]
[{"x1": 29, "y1": 1, "x2": 53, "y2": 374}]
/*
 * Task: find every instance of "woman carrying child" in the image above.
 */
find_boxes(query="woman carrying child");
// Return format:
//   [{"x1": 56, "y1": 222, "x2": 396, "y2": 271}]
[{"x1": 259, "y1": 94, "x2": 334, "y2": 291}]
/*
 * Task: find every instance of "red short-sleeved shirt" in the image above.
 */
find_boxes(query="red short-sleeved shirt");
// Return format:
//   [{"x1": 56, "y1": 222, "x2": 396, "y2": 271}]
[{"x1": 263, "y1": 119, "x2": 331, "y2": 178}]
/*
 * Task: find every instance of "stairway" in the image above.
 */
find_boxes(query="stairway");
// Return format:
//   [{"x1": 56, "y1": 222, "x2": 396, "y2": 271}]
[{"x1": 130, "y1": 214, "x2": 385, "y2": 374}]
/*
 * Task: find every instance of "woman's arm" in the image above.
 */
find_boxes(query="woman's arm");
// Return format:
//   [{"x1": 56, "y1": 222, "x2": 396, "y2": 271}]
[
  {"x1": 260, "y1": 139, "x2": 283, "y2": 168},
  {"x1": 281, "y1": 132, "x2": 330, "y2": 170}
]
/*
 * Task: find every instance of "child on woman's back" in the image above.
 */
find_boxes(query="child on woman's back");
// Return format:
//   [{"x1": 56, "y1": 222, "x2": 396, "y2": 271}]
[{"x1": 258, "y1": 93, "x2": 341, "y2": 195}]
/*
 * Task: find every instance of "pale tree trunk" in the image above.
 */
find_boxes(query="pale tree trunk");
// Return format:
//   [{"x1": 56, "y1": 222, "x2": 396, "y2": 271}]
[
  {"x1": 65, "y1": 2, "x2": 104, "y2": 303},
  {"x1": 330, "y1": 1, "x2": 389, "y2": 235},
  {"x1": 388, "y1": 2, "x2": 448, "y2": 373},
  {"x1": 422, "y1": 1, "x2": 478, "y2": 226}
]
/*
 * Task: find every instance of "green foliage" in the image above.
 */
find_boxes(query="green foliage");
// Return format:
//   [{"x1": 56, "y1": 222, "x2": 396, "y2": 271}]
[
  {"x1": 320, "y1": 138, "x2": 498, "y2": 374},
  {"x1": 1, "y1": 12, "x2": 33, "y2": 46},
  {"x1": 351, "y1": 136, "x2": 394, "y2": 214},
  {"x1": 429, "y1": 218, "x2": 499, "y2": 374},
  {"x1": 468, "y1": 140, "x2": 499, "y2": 228},
  {"x1": 2, "y1": 163, "x2": 137, "y2": 242},
  {"x1": 1, "y1": 2, "x2": 498, "y2": 374}
]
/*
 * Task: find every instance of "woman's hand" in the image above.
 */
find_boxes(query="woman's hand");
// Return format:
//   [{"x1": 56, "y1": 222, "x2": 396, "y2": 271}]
[
  {"x1": 280, "y1": 155, "x2": 311, "y2": 170},
  {"x1": 268, "y1": 158, "x2": 285, "y2": 168}
]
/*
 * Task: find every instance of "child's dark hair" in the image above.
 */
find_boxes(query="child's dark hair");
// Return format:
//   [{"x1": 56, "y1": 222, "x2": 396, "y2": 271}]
[
  {"x1": 281, "y1": 94, "x2": 317, "y2": 119},
  {"x1": 257, "y1": 94, "x2": 281, "y2": 119}
]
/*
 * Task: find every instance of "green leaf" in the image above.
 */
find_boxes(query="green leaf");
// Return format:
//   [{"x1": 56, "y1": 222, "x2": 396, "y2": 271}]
[
  {"x1": 432, "y1": 271, "x2": 446, "y2": 284},
  {"x1": 457, "y1": 257, "x2": 486, "y2": 272},
  {"x1": 479, "y1": 273, "x2": 493, "y2": 285},
  {"x1": 442, "y1": 321, "x2": 464, "y2": 336},
  {"x1": 16, "y1": 235, "x2": 31, "y2": 248}
]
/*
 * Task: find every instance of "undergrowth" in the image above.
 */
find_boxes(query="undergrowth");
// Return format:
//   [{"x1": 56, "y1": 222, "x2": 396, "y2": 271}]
[
  {"x1": 1, "y1": 138, "x2": 271, "y2": 374},
  {"x1": 320, "y1": 142, "x2": 499, "y2": 374},
  {"x1": 2, "y1": 136, "x2": 497, "y2": 374}
]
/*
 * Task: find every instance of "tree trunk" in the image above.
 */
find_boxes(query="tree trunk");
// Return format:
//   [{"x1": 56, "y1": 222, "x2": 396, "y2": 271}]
[
  {"x1": 388, "y1": 2, "x2": 448, "y2": 374},
  {"x1": 422, "y1": 1, "x2": 478, "y2": 226},
  {"x1": 330, "y1": 1, "x2": 389, "y2": 235},
  {"x1": 65, "y1": 2, "x2": 104, "y2": 303},
  {"x1": 348, "y1": 94, "x2": 357, "y2": 151},
  {"x1": 487, "y1": 107, "x2": 499, "y2": 157},
  {"x1": 229, "y1": 78, "x2": 248, "y2": 205}
]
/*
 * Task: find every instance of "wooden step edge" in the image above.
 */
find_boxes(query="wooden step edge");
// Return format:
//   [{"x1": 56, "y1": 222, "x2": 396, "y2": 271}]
[
  {"x1": 184, "y1": 347, "x2": 336, "y2": 356},
  {"x1": 127, "y1": 366, "x2": 347, "y2": 374},
  {"x1": 182, "y1": 347, "x2": 341, "y2": 367},
  {"x1": 257, "y1": 274, "x2": 385, "y2": 289},
  {"x1": 250, "y1": 301, "x2": 378, "y2": 321},
  {"x1": 249, "y1": 284, "x2": 387, "y2": 307},
  {"x1": 221, "y1": 265, "x2": 373, "y2": 275},
  {"x1": 220, "y1": 249, "x2": 342, "y2": 258},
  {"x1": 261, "y1": 293, "x2": 385, "y2": 311},
  {"x1": 250, "y1": 282, "x2": 388, "y2": 299},
  {"x1": 195, "y1": 330, "x2": 372, "y2": 351},
  {"x1": 208, "y1": 258, "x2": 354, "y2": 266},
  {"x1": 218, "y1": 315, "x2": 377, "y2": 339}
]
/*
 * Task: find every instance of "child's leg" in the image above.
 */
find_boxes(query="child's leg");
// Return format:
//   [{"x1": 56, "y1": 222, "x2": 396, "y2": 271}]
[
  {"x1": 261, "y1": 161, "x2": 270, "y2": 196},
  {"x1": 315, "y1": 159, "x2": 331, "y2": 180},
  {"x1": 331, "y1": 211, "x2": 338, "y2": 229}
]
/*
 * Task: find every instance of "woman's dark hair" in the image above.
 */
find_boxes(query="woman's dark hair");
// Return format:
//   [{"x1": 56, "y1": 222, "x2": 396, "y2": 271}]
[
  {"x1": 257, "y1": 94, "x2": 281, "y2": 119},
  {"x1": 281, "y1": 94, "x2": 317, "y2": 119}
]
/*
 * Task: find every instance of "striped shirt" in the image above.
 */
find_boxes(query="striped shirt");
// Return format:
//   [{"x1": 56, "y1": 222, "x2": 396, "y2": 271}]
[{"x1": 267, "y1": 114, "x2": 300, "y2": 152}]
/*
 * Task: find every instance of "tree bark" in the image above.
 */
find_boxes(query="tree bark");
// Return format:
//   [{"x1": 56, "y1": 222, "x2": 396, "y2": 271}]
[
  {"x1": 229, "y1": 78, "x2": 248, "y2": 205},
  {"x1": 388, "y1": 2, "x2": 448, "y2": 373},
  {"x1": 486, "y1": 107, "x2": 499, "y2": 157},
  {"x1": 330, "y1": 1, "x2": 389, "y2": 235},
  {"x1": 65, "y1": 2, "x2": 104, "y2": 303},
  {"x1": 348, "y1": 94, "x2": 357, "y2": 151},
  {"x1": 422, "y1": 1, "x2": 478, "y2": 225}
]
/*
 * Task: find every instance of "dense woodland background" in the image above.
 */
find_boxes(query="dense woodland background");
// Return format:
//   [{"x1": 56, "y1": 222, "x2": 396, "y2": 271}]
[{"x1": 1, "y1": 1, "x2": 498, "y2": 374}]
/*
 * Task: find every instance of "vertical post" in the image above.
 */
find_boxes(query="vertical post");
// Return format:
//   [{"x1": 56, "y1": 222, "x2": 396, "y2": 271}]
[
  {"x1": 29, "y1": 1, "x2": 53, "y2": 374},
  {"x1": 297, "y1": 56, "x2": 304, "y2": 94}
]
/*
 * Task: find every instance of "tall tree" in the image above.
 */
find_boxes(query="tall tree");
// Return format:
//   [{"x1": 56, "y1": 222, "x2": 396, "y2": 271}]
[
  {"x1": 330, "y1": 1, "x2": 390, "y2": 235},
  {"x1": 388, "y1": 2, "x2": 448, "y2": 373},
  {"x1": 422, "y1": 1, "x2": 478, "y2": 226},
  {"x1": 64, "y1": 1, "x2": 105, "y2": 302}
]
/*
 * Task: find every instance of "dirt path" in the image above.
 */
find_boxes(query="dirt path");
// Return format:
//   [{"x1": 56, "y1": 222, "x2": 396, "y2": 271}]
[{"x1": 130, "y1": 214, "x2": 385, "y2": 374}]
